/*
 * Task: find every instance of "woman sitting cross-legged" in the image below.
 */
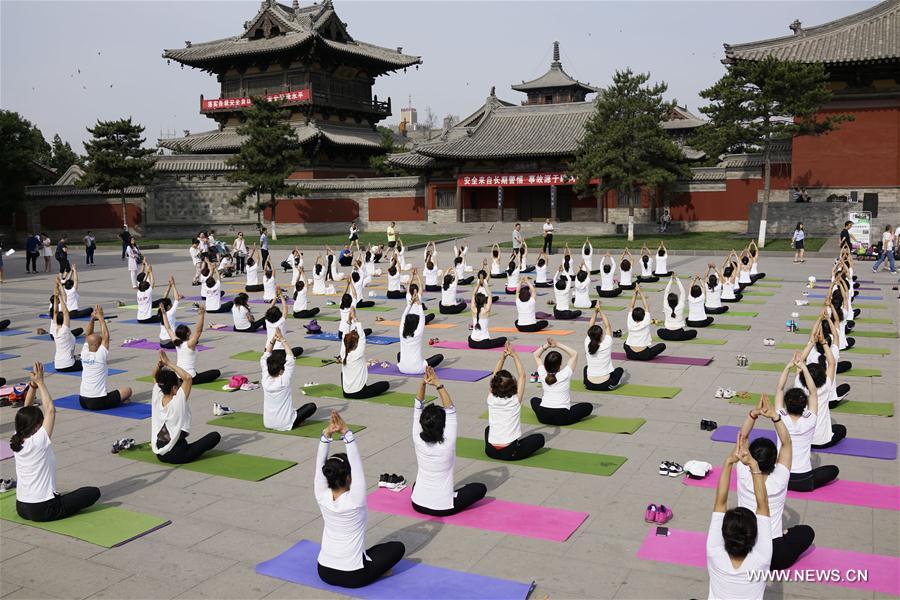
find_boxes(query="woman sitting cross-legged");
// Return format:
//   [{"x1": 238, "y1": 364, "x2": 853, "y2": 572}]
[
  {"x1": 410, "y1": 367, "x2": 487, "y2": 516},
  {"x1": 469, "y1": 278, "x2": 507, "y2": 349},
  {"x1": 292, "y1": 273, "x2": 321, "y2": 319},
  {"x1": 572, "y1": 266, "x2": 595, "y2": 309},
  {"x1": 656, "y1": 273, "x2": 697, "y2": 342},
  {"x1": 595, "y1": 253, "x2": 622, "y2": 297},
  {"x1": 265, "y1": 291, "x2": 304, "y2": 357},
  {"x1": 340, "y1": 311, "x2": 390, "y2": 400},
  {"x1": 11, "y1": 363, "x2": 101, "y2": 522},
  {"x1": 703, "y1": 264, "x2": 729, "y2": 314},
  {"x1": 625, "y1": 285, "x2": 666, "y2": 360},
  {"x1": 552, "y1": 269, "x2": 582, "y2": 320},
  {"x1": 231, "y1": 293, "x2": 266, "y2": 332},
  {"x1": 161, "y1": 306, "x2": 221, "y2": 385},
  {"x1": 397, "y1": 290, "x2": 443, "y2": 374},
  {"x1": 484, "y1": 343, "x2": 546, "y2": 460},
  {"x1": 686, "y1": 274, "x2": 714, "y2": 328},
  {"x1": 439, "y1": 268, "x2": 466, "y2": 314},
  {"x1": 583, "y1": 305, "x2": 625, "y2": 391},
  {"x1": 530, "y1": 337, "x2": 593, "y2": 426},
  {"x1": 261, "y1": 329, "x2": 317, "y2": 431},
  {"x1": 636, "y1": 246, "x2": 658, "y2": 283},
  {"x1": 515, "y1": 278, "x2": 549, "y2": 332},
  {"x1": 618, "y1": 249, "x2": 635, "y2": 290},
  {"x1": 385, "y1": 259, "x2": 405, "y2": 299}
]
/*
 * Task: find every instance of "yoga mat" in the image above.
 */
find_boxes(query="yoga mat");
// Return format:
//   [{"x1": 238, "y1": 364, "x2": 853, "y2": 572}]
[
  {"x1": 0, "y1": 444, "x2": 13, "y2": 461},
  {"x1": 300, "y1": 383, "x2": 435, "y2": 408},
  {"x1": 478, "y1": 407, "x2": 645, "y2": 433},
  {"x1": 185, "y1": 295, "x2": 234, "y2": 302},
  {"x1": 207, "y1": 412, "x2": 364, "y2": 438},
  {"x1": 720, "y1": 311, "x2": 758, "y2": 317},
  {"x1": 636, "y1": 527, "x2": 900, "y2": 596},
  {"x1": 120, "y1": 319, "x2": 193, "y2": 326},
  {"x1": 711, "y1": 426, "x2": 897, "y2": 460},
  {"x1": 26, "y1": 364, "x2": 126, "y2": 377},
  {"x1": 122, "y1": 339, "x2": 211, "y2": 352},
  {"x1": 135, "y1": 375, "x2": 236, "y2": 393},
  {"x1": 367, "y1": 363, "x2": 491, "y2": 382},
  {"x1": 492, "y1": 327, "x2": 575, "y2": 335},
  {"x1": 795, "y1": 327, "x2": 897, "y2": 339},
  {"x1": 799, "y1": 315, "x2": 894, "y2": 325},
  {"x1": 737, "y1": 299, "x2": 766, "y2": 305},
  {"x1": 53, "y1": 394, "x2": 152, "y2": 419},
  {"x1": 728, "y1": 392, "x2": 894, "y2": 417},
  {"x1": 775, "y1": 342, "x2": 891, "y2": 356},
  {"x1": 610, "y1": 352, "x2": 712, "y2": 366},
  {"x1": 377, "y1": 320, "x2": 456, "y2": 329},
  {"x1": 118, "y1": 443, "x2": 297, "y2": 481},
  {"x1": 814, "y1": 284, "x2": 879, "y2": 291},
  {"x1": 28, "y1": 333, "x2": 84, "y2": 342},
  {"x1": 0, "y1": 329, "x2": 28, "y2": 336},
  {"x1": 0, "y1": 491, "x2": 170, "y2": 548},
  {"x1": 683, "y1": 466, "x2": 900, "y2": 511},
  {"x1": 291, "y1": 313, "x2": 340, "y2": 321},
  {"x1": 854, "y1": 302, "x2": 887, "y2": 309},
  {"x1": 570, "y1": 380, "x2": 681, "y2": 398},
  {"x1": 808, "y1": 293, "x2": 883, "y2": 301},
  {"x1": 368, "y1": 487, "x2": 588, "y2": 542},
  {"x1": 651, "y1": 335, "x2": 727, "y2": 345},
  {"x1": 706, "y1": 323, "x2": 751, "y2": 331},
  {"x1": 456, "y1": 437, "x2": 626, "y2": 476},
  {"x1": 748, "y1": 363, "x2": 881, "y2": 377},
  {"x1": 355, "y1": 305, "x2": 396, "y2": 312},
  {"x1": 37, "y1": 313, "x2": 93, "y2": 320},
  {"x1": 751, "y1": 283, "x2": 781, "y2": 288},
  {"x1": 230, "y1": 350, "x2": 337, "y2": 367},
  {"x1": 534, "y1": 311, "x2": 590, "y2": 322},
  {"x1": 432, "y1": 340, "x2": 540, "y2": 353},
  {"x1": 305, "y1": 332, "x2": 400, "y2": 345},
  {"x1": 742, "y1": 290, "x2": 774, "y2": 296},
  {"x1": 256, "y1": 540, "x2": 534, "y2": 600},
  {"x1": 0, "y1": 353, "x2": 18, "y2": 360}
]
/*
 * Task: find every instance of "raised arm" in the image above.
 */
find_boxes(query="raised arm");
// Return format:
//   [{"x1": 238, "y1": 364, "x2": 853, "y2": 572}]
[
  {"x1": 714, "y1": 446, "x2": 740, "y2": 513},
  {"x1": 552, "y1": 338, "x2": 578, "y2": 370},
  {"x1": 158, "y1": 350, "x2": 192, "y2": 399},
  {"x1": 189, "y1": 306, "x2": 205, "y2": 348},
  {"x1": 759, "y1": 393, "x2": 791, "y2": 471},
  {"x1": 31, "y1": 363, "x2": 55, "y2": 438},
  {"x1": 796, "y1": 356, "x2": 818, "y2": 415},
  {"x1": 96, "y1": 305, "x2": 109, "y2": 349},
  {"x1": 510, "y1": 347, "x2": 526, "y2": 402},
  {"x1": 160, "y1": 307, "x2": 178, "y2": 343}
]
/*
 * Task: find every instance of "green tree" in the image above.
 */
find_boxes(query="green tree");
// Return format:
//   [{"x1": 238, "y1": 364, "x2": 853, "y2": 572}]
[
  {"x1": 370, "y1": 126, "x2": 410, "y2": 176},
  {"x1": 693, "y1": 56, "x2": 851, "y2": 246},
  {"x1": 571, "y1": 69, "x2": 689, "y2": 241},
  {"x1": 226, "y1": 98, "x2": 305, "y2": 239},
  {"x1": 80, "y1": 118, "x2": 156, "y2": 227},
  {"x1": 49, "y1": 134, "x2": 84, "y2": 175},
  {"x1": 0, "y1": 110, "x2": 52, "y2": 218}
]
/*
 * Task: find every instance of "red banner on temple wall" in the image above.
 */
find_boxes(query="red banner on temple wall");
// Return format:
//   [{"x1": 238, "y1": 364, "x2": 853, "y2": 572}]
[
  {"x1": 201, "y1": 89, "x2": 309, "y2": 111},
  {"x1": 457, "y1": 173, "x2": 576, "y2": 187}
]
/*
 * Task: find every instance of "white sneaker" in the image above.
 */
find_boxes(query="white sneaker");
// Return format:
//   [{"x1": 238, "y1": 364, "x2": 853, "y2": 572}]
[
  {"x1": 715, "y1": 388, "x2": 724, "y2": 398},
  {"x1": 723, "y1": 389, "x2": 735, "y2": 399},
  {"x1": 213, "y1": 403, "x2": 234, "y2": 416}
]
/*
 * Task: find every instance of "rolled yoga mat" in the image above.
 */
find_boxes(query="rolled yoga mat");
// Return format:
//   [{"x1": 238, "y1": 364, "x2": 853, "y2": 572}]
[
  {"x1": 300, "y1": 383, "x2": 435, "y2": 408},
  {"x1": 748, "y1": 362, "x2": 881, "y2": 377},
  {"x1": 0, "y1": 491, "x2": 170, "y2": 548},
  {"x1": 305, "y1": 332, "x2": 400, "y2": 345},
  {"x1": 207, "y1": 412, "x2": 365, "y2": 438},
  {"x1": 256, "y1": 540, "x2": 534, "y2": 600},
  {"x1": 230, "y1": 350, "x2": 337, "y2": 367},
  {"x1": 368, "y1": 487, "x2": 588, "y2": 542},
  {"x1": 728, "y1": 391, "x2": 893, "y2": 417},
  {"x1": 636, "y1": 527, "x2": 900, "y2": 596},
  {"x1": 455, "y1": 437, "x2": 626, "y2": 476},
  {"x1": 367, "y1": 363, "x2": 492, "y2": 382},
  {"x1": 122, "y1": 339, "x2": 211, "y2": 352},
  {"x1": 775, "y1": 342, "x2": 890, "y2": 356},
  {"x1": 569, "y1": 380, "x2": 681, "y2": 399},
  {"x1": 610, "y1": 352, "x2": 712, "y2": 366},
  {"x1": 53, "y1": 394, "x2": 152, "y2": 419},
  {"x1": 478, "y1": 406, "x2": 645, "y2": 433},
  {"x1": 117, "y1": 443, "x2": 297, "y2": 481},
  {"x1": 711, "y1": 425, "x2": 897, "y2": 460},
  {"x1": 136, "y1": 375, "x2": 236, "y2": 393},
  {"x1": 27, "y1": 364, "x2": 127, "y2": 377},
  {"x1": 683, "y1": 466, "x2": 900, "y2": 512},
  {"x1": 795, "y1": 327, "x2": 897, "y2": 339}
]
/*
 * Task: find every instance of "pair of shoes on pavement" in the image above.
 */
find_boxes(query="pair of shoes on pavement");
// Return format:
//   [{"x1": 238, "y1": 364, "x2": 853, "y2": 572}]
[
  {"x1": 378, "y1": 474, "x2": 406, "y2": 490},
  {"x1": 111, "y1": 438, "x2": 135, "y2": 453},
  {"x1": 0, "y1": 478, "x2": 16, "y2": 493},
  {"x1": 659, "y1": 461, "x2": 683, "y2": 477},
  {"x1": 762, "y1": 338, "x2": 775, "y2": 346},
  {"x1": 645, "y1": 504, "x2": 673, "y2": 524},
  {"x1": 213, "y1": 403, "x2": 235, "y2": 416},
  {"x1": 715, "y1": 388, "x2": 736, "y2": 399}
]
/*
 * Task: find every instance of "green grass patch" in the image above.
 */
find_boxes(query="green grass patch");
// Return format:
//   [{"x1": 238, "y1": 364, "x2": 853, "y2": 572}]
[
  {"x1": 98, "y1": 233, "x2": 463, "y2": 248},
  {"x1": 501, "y1": 233, "x2": 825, "y2": 252}
]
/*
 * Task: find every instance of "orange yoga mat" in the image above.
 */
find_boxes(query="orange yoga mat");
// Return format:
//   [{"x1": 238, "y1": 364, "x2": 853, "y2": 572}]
[
  {"x1": 378, "y1": 320, "x2": 457, "y2": 329},
  {"x1": 491, "y1": 327, "x2": 575, "y2": 335}
]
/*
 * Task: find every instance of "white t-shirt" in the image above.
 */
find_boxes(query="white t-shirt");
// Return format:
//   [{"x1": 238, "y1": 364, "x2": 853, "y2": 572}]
[
  {"x1": 64, "y1": 286, "x2": 80, "y2": 311},
  {"x1": 793, "y1": 374, "x2": 835, "y2": 446},
  {"x1": 14, "y1": 427, "x2": 57, "y2": 504},
  {"x1": 440, "y1": 281, "x2": 458, "y2": 306},
  {"x1": 706, "y1": 512, "x2": 772, "y2": 600},
  {"x1": 79, "y1": 344, "x2": 108, "y2": 398},
  {"x1": 516, "y1": 296, "x2": 536, "y2": 326},
  {"x1": 506, "y1": 268, "x2": 520, "y2": 290},
  {"x1": 312, "y1": 268, "x2": 326, "y2": 294},
  {"x1": 126, "y1": 245, "x2": 138, "y2": 271},
  {"x1": 246, "y1": 263, "x2": 260, "y2": 286},
  {"x1": 626, "y1": 313, "x2": 652, "y2": 348},
  {"x1": 136, "y1": 286, "x2": 154, "y2": 320},
  {"x1": 883, "y1": 230, "x2": 895, "y2": 251},
  {"x1": 487, "y1": 393, "x2": 522, "y2": 446},
  {"x1": 151, "y1": 386, "x2": 191, "y2": 456},
  {"x1": 262, "y1": 273, "x2": 276, "y2": 301},
  {"x1": 261, "y1": 351, "x2": 297, "y2": 431},
  {"x1": 779, "y1": 409, "x2": 816, "y2": 474},
  {"x1": 721, "y1": 280, "x2": 737, "y2": 300},
  {"x1": 688, "y1": 295, "x2": 707, "y2": 321},
  {"x1": 340, "y1": 322, "x2": 368, "y2": 394},
  {"x1": 706, "y1": 284, "x2": 723, "y2": 309},
  {"x1": 204, "y1": 281, "x2": 222, "y2": 311},
  {"x1": 387, "y1": 270, "x2": 401, "y2": 292},
  {"x1": 232, "y1": 304, "x2": 252, "y2": 330},
  {"x1": 554, "y1": 282, "x2": 571, "y2": 311},
  {"x1": 640, "y1": 258, "x2": 653, "y2": 277},
  {"x1": 543, "y1": 222, "x2": 554, "y2": 235},
  {"x1": 176, "y1": 343, "x2": 198, "y2": 377},
  {"x1": 573, "y1": 276, "x2": 592, "y2": 308},
  {"x1": 54, "y1": 325, "x2": 77, "y2": 369},
  {"x1": 535, "y1": 263, "x2": 548, "y2": 284},
  {"x1": 159, "y1": 300, "x2": 179, "y2": 341},
  {"x1": 315, "y1": 431, "x2": 368, "y2": 571},
  {"x1": 424, "y1": 266, "x2": 439, "y2": 286},
  {"x1": 293, "y1": 287, "x2": 308, "y2": 313},
  {"x1": 266, "y1": 317, "x2": 287, "y2": 351},
  {"x1": 737, "y1": 462, "x2": 789, "y2": 539},
  {"x1": 398, "y1": 304, "x2": 426, "y2": 375},
  {"x1": 619, "y1": 265, "x2": 633, "y2": 287},
  {"x1": 411, "y1": 399, "x2": 457, "y2": 511},
  {"x1": 585, "y1": 335, "x2": 613, "y2": 379},
  {"x1": 663, "y1": 298, "x2": 685, "y2": 330},
  {"x1": 599, "y1": 268, "x2": 615, "y2": 291},
  {"x1": 471, "y1": 314, "x2": 490, "y2": 341},
  {"x1": 655, "y1": 254, "x2": 668, "y2": 275},
  {"x1": 537, "y1": 364, "x2": 572, "y2": 410}
]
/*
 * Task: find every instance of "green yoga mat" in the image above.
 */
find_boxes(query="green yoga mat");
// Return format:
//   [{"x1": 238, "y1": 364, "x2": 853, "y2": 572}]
[
  {"x1": 752, "y1": 283, "x2": 782, "y2": 288},
  {"x1": 742, "y1": 290, "x2": 775, "y2": 296},
  {"x1": 707, "y1": 323, "x2": 751, "y2": 331},
  {"x1": 230, "y1": 351, "x2": 337, "y2": 368},
  {"x1": 600, "y1": 305, "x2": 625, "y2": 311},
  {"x1": 775, "y1": 343, "x2": 891, "y2": 356},
  {"x1": 765, "y1": 277, "x2": 784, "y2": 282},
  {"x1": 477, "y1": 408, "x2": 644, "y2": 434},
  {"x1": 0, "y1": 491, "x2": 170, "y2": 547},
  {"x1": 748, "y1": 363, "x2": 881, "y2": 377},
  {"x1": 570, "y1": 380, "x2": 681, "y2": 398},
  {"x1": 136, "y1": 375, "x2": 236, "y2": 392},
  {"x1": 207, "y1": 411, "x2": 365, "y2": 438},
  {"x1": 728, "y1": 393, "x2": 894, "y2": 417},
  {"x1": 456, "y1": 437, "x2": 626, "y2": 476},
  {"x1": 300, "y1": 383, "x2": 435, "y2": 408},
  {"x1": 799, "y1": 315, "x2": 894, "y2": 325},
  {"x1": 853, "y1": 302, "x2": 887, "y2": 309},
  {"x1": 651, "y1": 335, "x2": 727, "y2": 346},
  {"x1": 118, "y1": 443, "x2": 296, "y2": 481},
  {"x1": 355, "y1": 305, "x2": 395, "y2": 312},
  {"x1": 795, "y1": 328, "x2": 897, "y2": 339},
  {"x1": 739, "y1": 299, "x2": 767, "y2": 305},
  {"x1": 721, "y1": 311, "x2": 759, "y2": 318}
]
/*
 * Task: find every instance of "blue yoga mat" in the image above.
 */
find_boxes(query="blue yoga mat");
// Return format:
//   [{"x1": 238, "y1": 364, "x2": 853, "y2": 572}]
[
  {"x1": 37, "y1": 313, "x2": 93, "y2": 321},
  {"x1": 256, "y1": 540, "x2": 533, "y2": 600},
  {"x1": 26, "y1": 364, "x2": 127, "y2": 377},
  {"x1": 0, "y1": 353, "x2": 18, "y2": 361},
  {"x1": 305, "y1": 332, "x2": 400, "y2": 345},
  {"x1": 29, "y1": 334, "x2": 84, "y2": 342},
  {"x1": 52, "y1": 394, "x2": 152, "y2": 420},
  {"x1": 0, "y1": 329, "x2": 28, "y2": 337},
  {"x1": 807, "y1": 293, "x2": 883, "y2": 301}
]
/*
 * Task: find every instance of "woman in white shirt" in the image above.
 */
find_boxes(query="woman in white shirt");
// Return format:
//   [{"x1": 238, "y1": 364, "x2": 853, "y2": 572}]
[
  {"x1": 340, "y1": 316, "x2": 390, "y2": 399},
  {"x1": 125, "y1": 239, "x2": 140, "y2": 288},
  {"x1": 656, "y1": 274, "x2": 696, "y2": 341},
  {"x1": 534, "y1": 252, "x2": 551, "y2": 287},
  {"x1": 11, "y1": 363, "x2": 101, "y2": 522},
  {"x1": 349, "y1": 269, "x2": 375, "y2": 308},
  {"x1": 686, "y1": 275, "x2": 714, "y2": 328},
  {"x1": 411, "y1": 368, "x2": 487, "y2": 516},
  {"x1": 489, "y1": 244, "x2": 503, "y2": 278},
  {"x1": 439, "y1": 270, "x2": 466, "y2": 314},
  {"x1": 311, "y1": 259, "x2": 328, "y2": 295},
  {"x1": 552, "y1": 271, "x2": 582, "y2": 320},
  {"x1": 161, "y1": 307, "x2": 220, "y2": 385},
  {"x1": 504, "y1": 257, "x2": 520, "y2": 294},
  {"x1": 261, "y1": 329, "x2": 316, "y2": 431},
  {"x1": 468, "y1": 283, "x2": 507, "y2": 349},
  {"x1": 625, "y1": 286, "x2": 666, "y2": 360},
  {"x1": 515, "y1": 279, "x2": 549, "y2": 332},
  {"x1": 202, "y1": 267, "x2": 234, "y2": 314},
  {"x1": 484, "y1": 345, "x2": 545, "y2": 460},
  {"x1": 748, "y1": 242, "x2": 766, "y2": 282},
  {"x1": 231, "y1": 293, "x2": 266, "y2": 332},
  {"x1": 315, "y1": 411, "x2": 405, "y2": 588},
  {"x1": 637, "y1": 246, "x2": 658, "y2": 283},
  {"x1": 583, "y1": 306, "x2": 625, "y2": 391},
  {"x1": 795, "y1": 331, "x2": 846, "y2": 449},
  {"x1": 704, "y1": 266, "x2": 729, "y2": 314},
  {"x1": 595, "y1": 254, "x2": 621, "y2": 297},
  {"x1": 151, "y1": 351, "x2": 221, "y2": 464},
  {"x1": 397, "y1": 294, "x2": 443, "y2": 374},
  {"x1": 265, "y1": 294, "x2": 304, "y2": 356},
  {"x1": 737, "y1": 252, "x2": 754, "y2": 290},
  {"x1": 654, "y1": 242, "x2": 672, "y2": 277},
  {"x1": 517, "y1": 244, "x2": 534, "y2": 274},
  {"x1": 245, "y1": 245, "x2": 263, "y2": 292},
  {"x1": 386, "y1": 259, "x2": 406, "y2": 299},
  {"x1": 50, "y1": 289, "x2": 82, "y2": 372},
  {"x1": 136, "y1": 262, "x2": 164, "y2": 323},
  {"x1": 60, "y1": 265, "x2": 93, "y2": 319},
  {"x1": 452, "y1": 256, "x2": 474, "y2": 286},
  {"x1": 79, "y1": 306, "x2": 133, "y2": 410},
  {"x1": 530, "y1": 338, "x2": 592, "y2": 425},
  {"x1": 720, "y1": 264, "x2": 743, "y2": 303},
  {"x1": 157, "y1": 278, "x2": 183, "y2": 348},
  {"x1": 619, "y1": 249, "x2": 635, "y2": 290},
  {"x1": 572, "y1": 268, "x2": 594, "y2": 309},
  {"x1": 561, "y1": 245, "x2": 576, "y2": 278},
  {"x1": 581, "y1": 240, "x2": 594, "y2": 273},
  {"x1": 291, "y1": 276, "x2": 320, "y2": 319},
  {"x1": 232, "y1": 232, "x2": 247, "y2": 274},
  {"x1": 792, "y1": 222, "x2": 806, "y2": 263},
  {"x1": 262, "y1": 257, "x2": 277, "y2": 302},
  {"x1": 423, "y1": 257, "x2": 441, "y2": 292}
]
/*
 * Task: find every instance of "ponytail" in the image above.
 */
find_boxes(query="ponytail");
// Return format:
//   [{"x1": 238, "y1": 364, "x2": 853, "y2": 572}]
[
  {"x1": 587, "y1": 325, "x2": 603, "y2": 355},
  {"x1": 667, "y1": 293, "x2": 678, "y2": 318},
  {"x1": 545, "y1": 372, "x2": 557, "y2": 385},
  {"x1": 11, "y1": 405, "x2": 44, "y2": 452}
]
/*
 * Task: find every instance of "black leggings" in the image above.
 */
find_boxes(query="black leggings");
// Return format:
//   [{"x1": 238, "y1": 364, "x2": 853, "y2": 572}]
[
  {"x1": 750, "y1": 273, "x2": 766, "y2": 282},
  {"x1": 582, "y1": 366, "x2": 624, "y2": 391},
  {"x1": 192, "y1": 370, "x2": 221, "y2": 385},
  {"x1": 553, "y1": 308, "x2": 582, "y2": 320},
  {"x1": 55, "y1": 360, "x2": 83, "y2": 372},
  {"x1": 834, "y1": 383, "x2": 850, "y2": 401},
  {"x1": 69, "y1": 307, "x2": 93, "y2": 319},
  {"x1": 355, "y1": 301, "x2": 375, "y2": 309},
  {"x1": 424, "y1": 313, "x2": 435, "y2": 325},
  {"x1": 516, "y1": 320, "x2": 549, "y2": 332},
  {"x1": 0, "y1": 319, "x2": 9, "y2": 331},
  {"x1": 835, "y1": 360, "x2": 852, "y2": 373},
  {"x1": 657, "y1": 328, "x2": 697, "y2": 341},
  {"x1": 207, "y1": 301, "x2": 234, "y2": 314},
  {"x1": 411, "y1": 482, "x2": 487, "y2": 517},
  {"x1": 387, "y1": 290, "x2": 406, "y2": 299},
  {"x1": 530, "y1": 397, "x2": 593, "y2": 426},
  {"x1": 624, "y1": 343, "x2": 666, "y2": 361},
  {"x1": 396, "y1": 352, "x2": 444, "y2": 369},
  {"x1": 535, "y1": 281, "x2": 552, "y2": 288},
  {"x1": 637, "y1": 275, "x2": 659, "y2": 283},
  {"x1": 457, "y1": 276, "x2": 475, "y2": 285},
  {"x1": 234, "y1": 317, "x2": 266, "y2": 332},
  {"x1": 292, "y1": 402, "x2": 317, "y2": 428},
  {"x1": 705, "y1": 306, "x2": 729, "y2": 314},
  {"x1": 16, "y1": 487, "x2": 101, "y2": 522},
  {"x1": 596, "y1": 287, "x2": 622, "y2": 298},
  {"x1": 343, "y1": 380, "x2": 390, "y2": 400},
  {"x1": 235, "y1": 255, "x2": 245, "y2": 273},
  {"x1": 317, "y1": 541, "x2": 406, "y2": 589},
  {"x1": 160, "y1": 340, "x2": 177, "y2": 349},
  {"x1": 157, "y1": 431, "x2": 221, "y2": 464},
  {"x1": 844, "y1": 337, "x2": 856, "y2": 349},
  {"x1": 721, "y1": 294, "x2": 743, "y2": 303},
  {"x1": 79, "y1": 390, "x2": 122, "y2": 410},
  {"x1": 138, "y1": 315, "x2": 161, "y2": 324},
  {"x1": 425, "y1": 284, "x2": 441, "y2": 292},
  {"x1": 483, "y1": 426, "x2": 545, "y2": 461},
  {"x1": 439, "y1": 301, "x2": 466, "y2": 314},
  {"x1": 771, "y1": 525, "x2": 815, "y2": 571},
  {"x1": 271, "y1": 347, "x2": 304, "y2": 360},
  {"x1": 246, "y1": 284, "x2": 263, "y2": 292},
  {"x1": 293, "y1": 308, "x2": 320, "y2": 319},
  {"x1": 469, "y1": 336, "x2": 507, "y2": 349},
  {"x1": 811, "y1": 424, "x2": 847, "y2": 449},
  {"x1": 789, "y1": 465, "x2": 839, "y2": 491},
  {"x1": 686, "y1": 317, "x2": 713, "y2": 328}
]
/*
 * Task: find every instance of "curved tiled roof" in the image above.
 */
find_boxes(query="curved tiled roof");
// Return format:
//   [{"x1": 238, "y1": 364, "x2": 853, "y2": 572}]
[
  {"x1": 154, "y1": 155, "x2": 237, "y2": 172},
  {"x1": 386, "y1": 151, "x2": 437, "y2": 169},
  {"x1": 158, "y1": 122, "x2": 380, "y2": 153},
  {"x1": 725, "y1": 0, "x2": 899, "y2": 64}
]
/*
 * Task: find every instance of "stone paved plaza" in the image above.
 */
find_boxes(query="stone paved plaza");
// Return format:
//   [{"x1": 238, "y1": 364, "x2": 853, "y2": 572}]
[{"x1": 1, "y1": 239, "x2": 898, "y2": 599}]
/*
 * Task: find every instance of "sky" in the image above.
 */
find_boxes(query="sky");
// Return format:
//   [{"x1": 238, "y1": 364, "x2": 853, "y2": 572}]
[{"x1": 1, "y1": 0, "x2": 879, "y2": 152}]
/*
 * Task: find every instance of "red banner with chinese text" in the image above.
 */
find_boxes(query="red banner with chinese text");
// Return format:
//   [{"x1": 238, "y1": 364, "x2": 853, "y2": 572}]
[
  {"x1": 457, "y1": 173, "x2": 576, "y2": 187},
  {"x1": 201, "y1": 89, "x2": 309, "y2": 111}
]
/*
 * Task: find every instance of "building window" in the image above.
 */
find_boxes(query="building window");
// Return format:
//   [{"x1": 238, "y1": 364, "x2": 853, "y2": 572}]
[
  {"x1": 435, "y1": 189, "x2": 455, "y2": 209},
  {"x1": 246, "y1": 74, "x2": 283, "y2": 97}
]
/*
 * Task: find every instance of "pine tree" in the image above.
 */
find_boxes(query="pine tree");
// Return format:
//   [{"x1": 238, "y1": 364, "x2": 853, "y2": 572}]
[
  {"x1": 226, "y1": 98, "x2": 305, "y2": 239},
  {"x1": 80, "y1": 118, "x2": 156, "y2": 227},
  {"x1": 571, "y1": 69, "x2": 689, "y2": 240},
  {"x1": 370, "y1": 126, "x2": 409, "y2": 176},
  {"x1": 0, "y1": 110, "x2": 51, "y2": 215},
  {"x1": 693, "y1": 56, "x2": 851, "y2": 246},
  {"x1": 49, "y1": 134, "x2": 83, "y2": 175}
]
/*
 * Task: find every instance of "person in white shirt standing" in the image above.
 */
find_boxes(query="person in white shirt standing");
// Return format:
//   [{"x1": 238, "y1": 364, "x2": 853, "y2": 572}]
[
  {"x1": 541, "y1": 219, "x2": 554, "y2": 254},
  {"x1": 410, "y1": 367, "x2": 487, "y2": 516},
  {"x1": 79, "y1": 305, "x2": 133, "y2": 410},
  {"x1": 872, "y1": 224, "x2": 896, "y2": 273},
  {"x1": 231, "y1": 231, "x2": 248, "y2": 274},
  {"x1": 125, "y1": 239, "x2": 140, "y2": 289},
  {"x1": 261, "y1": 329, "x2": 316, "y2": 431},
  {"x1": 531, "y1": 337, "x2": 593, "y2": 425},
  {"x1": 11, "y1": 363, "x2": 101, "y2": 522},
  {"x1": 83, "y1": 230, "x2": 96, "y2": 266}
]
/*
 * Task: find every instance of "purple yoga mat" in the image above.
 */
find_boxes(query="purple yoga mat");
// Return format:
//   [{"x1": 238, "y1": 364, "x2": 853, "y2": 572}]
[
  {"x1": 184, "y1": 295, "x2": 234, "y2": 302},
  {"x1": 807, "y1": 293, "x2": 883, "y2": 301},
  {"x1": 535, "y1": 311, "x2": 591, "y2": 322},
  {"x1": 122, "y1": 340, "x2": 211, "y2": 352},
  {"x1": 368, "y1": 362, "x2": 491, "y2": 382},
  {"x1": 611, "y1": 352, "x2": 712, "y2": 366},
  {"x1": 711, "y1": 425, "x2": 897, "y2": 460},
  {"x1": 0, "y1": 443, "x2": 13, "y2": 461},
  {"x1": 814, "y1": 285, "x2": 879, "y2": 291}
]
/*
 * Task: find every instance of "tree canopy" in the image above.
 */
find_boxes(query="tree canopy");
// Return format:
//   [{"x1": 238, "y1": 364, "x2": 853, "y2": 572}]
[
  {"x1": 370, "y1": 126, "x2": 410, "y2": 176},
  {"x1": 80, "y1": 118, "x2": 156, "y2": 194},
  {"x1": 0, "y1": 110, "x2": 52, "y2": 214},
  {"x1": 49, "y1": 134, "x2": 84, "y2": 175}
]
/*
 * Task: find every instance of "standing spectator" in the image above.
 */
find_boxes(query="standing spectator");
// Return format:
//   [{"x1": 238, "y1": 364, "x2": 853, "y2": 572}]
[
  {"x1": 232, "y1": 232, "x2": 247, "y2": 274},
  {"x1": 55, "y1": 235, "x2": 70, "y2": 274},
  {"x1": 83, "y1": 231, "x2": 96, "y2": 266},
  {"x1": 125, "y1": 239, "x2": 141, "y2": 288},
  {"x1": 839, "y1": 221, "x2": 856, "y2": 251},
  {"x1": 386, "y1": 221, "x2": 397, "y2": 250},
  {"x1": 872, "y1": 225, "x2": 896, "y2": 274},
  {"x1": 791, "y1": 222, "x2": 806, "y2": 263},
  {"x1": 25, "y1": 231, "x2": 40, "y2": 274},
  {"x1": 542, "y1": 218, "x2": 554, "y2": 254},
  {"x1": 118, "y1": 226, "x2": 132, "y2": 261},
  {"x1": 42, "y1": 233, "x2": 52, "y2": 273},
  {"x1": 348, "y1": 221, "x2": 359, "y2": 243},
  {"x1": 259, "y1": 227, "x2": 269, "y2": 270},
  {"x1": 512, "y1": 223, "x2": 523, "y2": 252},
  {"x1": 659, "y1": 209, "x2": 672, "y2": 233}
]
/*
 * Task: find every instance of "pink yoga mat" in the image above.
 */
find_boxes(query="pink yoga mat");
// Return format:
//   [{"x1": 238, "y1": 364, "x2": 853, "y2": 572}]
[
  {"x1": 0, "y1": 443, "x2": 13, "y2": 461},
  {"x1": 431, "y1": 340, "x2": 539, "y2": 353},
  {"x1": 683, "y1": 467, "x2": 900, "y2": 512},
  {"x1": 637, "y1": 527, "x2": 900, "y2": 596},
  {"x1": 367, "y1": 487, "x2": 588, "y2": 542},
  {"x1": 611, "y1": 352, "x2": 712, "y2": 366}
]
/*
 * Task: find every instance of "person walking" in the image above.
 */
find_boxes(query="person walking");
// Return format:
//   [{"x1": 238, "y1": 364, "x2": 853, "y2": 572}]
[
  {"x1": 872, "y1": 225, "x2": 896, "y2": 274},
  {"x1": 542, "y1": 219, "x2": 554, "y2": 254},
  {"x1": 55, "y1": 235, "x2": 70, "y2": 274},
  {"x1": 83, "y1": 231, "x2": 96, "y2": 266},
  {"x1": 118, "y1": 226, "x2": 131, "y2": 261},
  {"x1": 259, "y1": 227, "x2": 270, "y2": 269},
  {"x1": 791, "y1": 222, "x2": 806, "y2": 263},
  {"x1": 839, "y1": 220, "x2": 856, "y2": 252},
  {"x1": 25, "y1": 231, "x2": 40, "y2": 274}
]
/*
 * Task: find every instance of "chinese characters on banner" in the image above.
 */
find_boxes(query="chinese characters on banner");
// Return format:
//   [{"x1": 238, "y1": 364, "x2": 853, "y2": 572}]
[
  {"x1": 201, "y1": 89, "x2": 310, "y2": 111},
  {"x1": 457, "y1": 173, "x2": 576, "y2": 187}
]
